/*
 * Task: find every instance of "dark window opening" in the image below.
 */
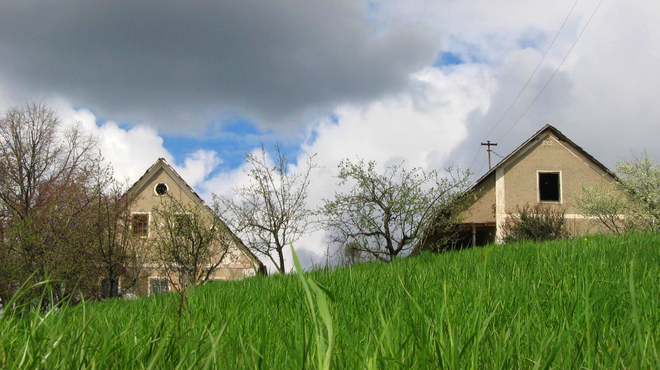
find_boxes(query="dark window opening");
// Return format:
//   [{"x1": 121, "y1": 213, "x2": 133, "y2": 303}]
[
  {"x1": 155, "y1": 183, "x2": 168, "y2": 195},
  {"x1": 419, "y1": 225, "x2": 496, "y2": 251},
  {"x1": 101, "y1": 277, "x2": 120, "y2": 299},
  {"x1": 172, "y1": 214, "x2": 194, "y2": 237},
  {"x1": 132, "y1": 214, "x2": 149, "y2": 236},
  {"x1": 151, "y1": 277, "x2": 170, "y2": 295},
  {"x1": 539, "y1": 172, "x2": 561, "y2": 202}
]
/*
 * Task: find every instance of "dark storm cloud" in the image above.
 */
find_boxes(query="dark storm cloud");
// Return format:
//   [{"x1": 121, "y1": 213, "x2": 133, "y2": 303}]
[{"x1": 0, "y1": 0, "x2": 439, "y2": 130}]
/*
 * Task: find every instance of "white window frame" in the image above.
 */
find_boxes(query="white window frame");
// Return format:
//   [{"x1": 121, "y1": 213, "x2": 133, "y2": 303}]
[
  {"x1": 154, "y1": 182, "x2": 169, "y2": 196},
  {"x1": 537, "y1": 170, "x2": 562, "y2": 204},
  {"x1": 172, "y1": 212, "x2": 194, "y2": 224}
]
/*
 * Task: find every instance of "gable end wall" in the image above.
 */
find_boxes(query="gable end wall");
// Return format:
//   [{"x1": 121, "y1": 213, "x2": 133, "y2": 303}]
[
  {"x1": 125, "y1": 162, "x2": 257, "y2": 296},
  {"x1": 502, "y1": 133, "x2": 613, "y2": 215}
]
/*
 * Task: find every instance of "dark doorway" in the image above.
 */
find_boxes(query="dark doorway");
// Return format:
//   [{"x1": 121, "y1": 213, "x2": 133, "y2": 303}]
[{"x1": 421, "y1": 224, "x2": 496, "y2": 252}]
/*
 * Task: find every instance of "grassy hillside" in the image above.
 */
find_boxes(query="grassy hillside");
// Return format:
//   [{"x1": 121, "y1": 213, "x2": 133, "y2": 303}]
[{"x1": 2, "y1": 233, "x2": 660, "y2": 369}]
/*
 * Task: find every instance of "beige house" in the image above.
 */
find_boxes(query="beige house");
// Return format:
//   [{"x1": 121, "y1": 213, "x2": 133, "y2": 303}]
[
  {"x1": 123, "y1": 158, "x2": 265, "y2": 297},
  {"x1": 452, "y1": 124, "x2": 617, "y2": 246}
]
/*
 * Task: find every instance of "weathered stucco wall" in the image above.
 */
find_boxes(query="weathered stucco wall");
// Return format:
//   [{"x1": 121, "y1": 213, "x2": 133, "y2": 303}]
[
  {"x1": 124, "y1": 162, "x2": 257, "y2": 296},
  {"x1": 502, "y1": 132, "x2": 613, "y2": 215},
  {"x1": 132, "y1": 168, "x2": 197, "y2": 214},
  {"x1": 461, "y1": 174, "x2": 496, "y2": 224},
  {"x1": 128, "y1": 266, "x2": 255, "y2": 297},
  {"x1": 459, "y1": 129, "x2": 619, "y2": 242}
]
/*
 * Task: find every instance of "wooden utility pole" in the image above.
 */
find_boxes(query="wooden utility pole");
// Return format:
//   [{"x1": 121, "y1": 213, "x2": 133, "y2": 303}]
[{"x1": 481, "y1": 140, "x2": 498, "y2": 170}]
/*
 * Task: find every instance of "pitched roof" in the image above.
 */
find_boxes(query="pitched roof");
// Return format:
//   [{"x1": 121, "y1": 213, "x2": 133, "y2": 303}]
[
  {"x1": 468, "y1": 124, "x2": 615, "y2": 191},
  {"x1": 125, "y1": 158, "x2": 266, "y2": 274}
]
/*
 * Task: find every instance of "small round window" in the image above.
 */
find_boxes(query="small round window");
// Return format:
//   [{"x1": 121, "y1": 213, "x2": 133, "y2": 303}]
[{"x1": 155, "y1": 183, "x2": 168, "y2": 195}]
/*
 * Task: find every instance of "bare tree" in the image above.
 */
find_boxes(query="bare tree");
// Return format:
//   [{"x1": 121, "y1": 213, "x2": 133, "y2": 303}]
[
  {"x1": 149, "y1": 194, "x2": 240, "y2": 330},
  {"x1": 82, "y1": 162, "x2": 149, "y2": 299},
  {"x1": 0, "y1": 102, "x2": 97, "y2": 219},
  {"x1": 0, "y1": 101, "x2": 99, "y2": 307},
  {"x1": 321, "y1": 158, "x2": 472, "y2": 262},
  {"x1": 340, "y1": 241, "x2": 364, "y2": 266},
  {"x1": 150, "y1": 194, "x2": 235, "y2": 290},
  {"x1": 216, "y1": 144, "x2": 317, "y2": 273}
]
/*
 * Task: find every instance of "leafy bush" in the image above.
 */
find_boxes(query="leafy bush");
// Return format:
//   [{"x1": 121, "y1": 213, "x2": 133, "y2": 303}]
[
  {"x1": 576, "y1": 151, "x2": 660, "y2": 234},
  {"x1": 321, "y1": 158, "x2": 471, "y2": 261},
  {"x1": 613, "y1": 152, "x2": 660, "y2": 232},
  {"x1": 574, "y1": 184, "x2": 630, "y2": 235},
  {"x1": 501, "y1": 204, "x2": 567, "y2": 243}
]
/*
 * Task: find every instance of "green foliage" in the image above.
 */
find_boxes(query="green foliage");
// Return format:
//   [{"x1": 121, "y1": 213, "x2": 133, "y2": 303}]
[
  {"x1": 321, "y1": 158, "x2": 472, "y2": 261},
  {"x1": 615, "y1": 151, "x2": 660, "y2": 231},
  {"x1": 291, "y1": 244, "x2": 334, "y2": 370},
  {"x1": 576, "y1": 151, "x2": 660, "y2": 234},
  {"x1": 3, "y1": 233, "x2": 660, "y2": 368},
  {"x1": 575, "y1": 183, "x2": 630, "y2": 234},
  {"x1": 501, "y1": 204, "x2": 568, "y2": 243}
]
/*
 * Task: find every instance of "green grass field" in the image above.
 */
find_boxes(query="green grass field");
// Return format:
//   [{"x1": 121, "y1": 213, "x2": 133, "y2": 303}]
[{"x1": 2, "y1": 233, "x2": 660, "y2": 369}]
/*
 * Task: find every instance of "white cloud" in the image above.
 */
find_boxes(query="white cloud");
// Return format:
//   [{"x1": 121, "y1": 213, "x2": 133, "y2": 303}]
[
  {"x1": 60, "y1": 106, "x2": 171, "y2": 183},
  {"x1": 210, "y1": 64, "x2": 495, "y2": 271},
  {"x1": 176, "y1": 150, "x2": 223, "y2": 189},
  {"x1": 4, "y1": 0, "x2": 660, "y2": 272},
  {"x1": 56, "y1": 104, "x2": 225, "y2": 189},
  {"x1": 299, "y1": 65, "x2": 493, "y2": 209},
  {"x1": 192, "y1": 63, "x2": 495, "y2": 272},
  {"x1": 438, "y1": 0, "x2": 660, "y2": 172},
  {"x1": 560, "y1": 0, "x2": 660, "y2": 163}
]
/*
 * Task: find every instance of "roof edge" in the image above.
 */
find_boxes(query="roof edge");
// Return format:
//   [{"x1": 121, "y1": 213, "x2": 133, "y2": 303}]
[
  {"x1": 467, "y1": 124, "x2": 615, "y2": 192},
  {"x1": 124, "y1": 158, "x2": 267, "y2": 274}
]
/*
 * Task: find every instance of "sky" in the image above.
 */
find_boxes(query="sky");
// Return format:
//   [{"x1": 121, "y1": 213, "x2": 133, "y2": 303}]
[{"x1": 1, "y1": 0, "x2": 659, "y2": 271}]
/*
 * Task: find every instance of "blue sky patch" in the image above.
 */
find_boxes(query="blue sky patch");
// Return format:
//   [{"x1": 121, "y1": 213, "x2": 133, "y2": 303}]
[
  {"x1": 162, "y1": 119, "x2": 307, "y2": 176},
  {"x1": 434, "y1": 52, "x2": 463, "y2": 67},
  {"x1": 517, "y1": 29, "x2": 546, "y2": 51}
]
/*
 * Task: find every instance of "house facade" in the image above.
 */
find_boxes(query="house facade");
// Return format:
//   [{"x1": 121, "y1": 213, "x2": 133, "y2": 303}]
[
  {"x1": 453, "y1": 125, "x2": 618, "y2": 246},
  {"x1": 121, "y1": 158, "x2": 265, "y2": 297}
]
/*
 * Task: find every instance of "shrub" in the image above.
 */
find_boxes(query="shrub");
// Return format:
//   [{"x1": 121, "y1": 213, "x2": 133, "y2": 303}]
[
  {"x1": 574, "y1": 184, "x2": 630, "y2": 235},
  {"x1": 575, "y1": 151, "x2": 660, "y2": 234},
  {"x1": 501, "y1": 204, "x2": 567, "y2": 243}
]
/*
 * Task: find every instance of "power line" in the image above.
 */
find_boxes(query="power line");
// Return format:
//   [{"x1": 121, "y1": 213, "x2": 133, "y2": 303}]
[
  {"x1": 467, "y1": 144, "x2": 482, "y2": 173},
  {"x1": 497, "y1": 0, "x2": 604, "y2": 142},
  {"x1": 491, "y1": 150, "x2": 505, "y2": 159},
  {"x1": 482, "y1": 0, "x2": 580, "y2": 141},
  {"x1": 467, "y1": 0, "x2": 582, "y2": 175},
  {"x1": 475, "y1": 157, "x2": 488, "y2": 177}
]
